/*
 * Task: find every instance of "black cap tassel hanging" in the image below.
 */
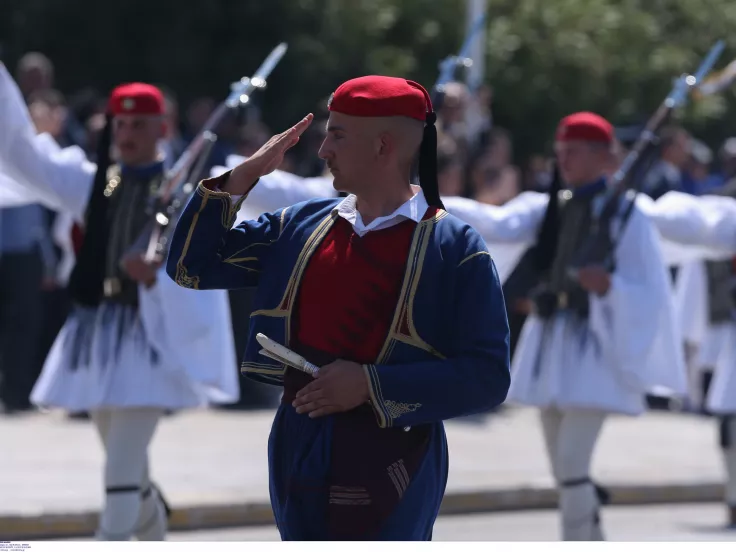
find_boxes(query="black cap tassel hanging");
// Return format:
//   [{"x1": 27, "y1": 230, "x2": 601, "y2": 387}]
[
  {"x1": 418, "y1": 112, "x2": 444, "y2": 209},
  {"x1": 532, "y1": 161, "x2": 562, "y2": 272},
  {"x1": 68, "y1": 113, "x2": 114, "y2": 307}
]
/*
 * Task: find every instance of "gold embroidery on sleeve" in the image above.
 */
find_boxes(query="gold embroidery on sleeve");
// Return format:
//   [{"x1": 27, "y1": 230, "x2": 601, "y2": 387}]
[
  {"x1": 173, "y1": 184, "x2": 215, "y2": 289},
  {"x1": 384, "y1": 400, "x2": 422, "y2": 419},
  {"x1": 458, "y1": 250, "x2": 491, "y2": 268},
  {"x1": 363, "y1": 364, "x2": 389, "y2": 428},
  {"x1": 228, "y1": 195, "x2": 247, "y2": 227},
  {"x1": 280, "y1": 206, "x2": 290, "y2": 236},
  {"x1": 223, "y1": 256, "x2": 259, "y2": 264}
]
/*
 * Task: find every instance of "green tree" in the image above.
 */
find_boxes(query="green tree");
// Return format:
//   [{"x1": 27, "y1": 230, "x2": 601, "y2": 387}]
[
  {"x1": 3, "y1": 0, "x2": 736, "y2": 161},
  {"x1": 485, "y1": 0, "x2": 736, "y2": 158},
  {"x1": 0, "y1": 0, "x2": 466, "y2": 130}
]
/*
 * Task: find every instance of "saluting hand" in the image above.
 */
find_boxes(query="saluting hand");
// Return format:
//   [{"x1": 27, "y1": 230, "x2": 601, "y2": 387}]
[
  {"x1": 224, "y1": 113, "x2": 314, "y2": 195},
  {"x1": 292, "y1": 359, "x2": 370, "y2": 418}
]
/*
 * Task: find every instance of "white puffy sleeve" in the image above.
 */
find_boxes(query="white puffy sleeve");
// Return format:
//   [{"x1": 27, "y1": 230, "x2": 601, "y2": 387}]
[
  {"x1": 638, "y1": 191, "x2": 736, "y2": 264},
  {"x1": 0, "y1": 63, "x2": 95, "y2": 220},
  {"x1": 442, "y1": 192, "x2": 549, "y2": 283}
]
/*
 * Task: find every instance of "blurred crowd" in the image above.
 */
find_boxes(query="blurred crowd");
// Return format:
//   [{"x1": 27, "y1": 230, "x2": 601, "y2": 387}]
[{"x1": 2, "y1": 51, "x2": 736, "y2": 414}]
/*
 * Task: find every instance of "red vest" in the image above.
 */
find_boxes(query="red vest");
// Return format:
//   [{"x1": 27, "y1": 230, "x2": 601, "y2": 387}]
[{"x1": 293, "y1": 216, "x2": 416, "y2": 364}]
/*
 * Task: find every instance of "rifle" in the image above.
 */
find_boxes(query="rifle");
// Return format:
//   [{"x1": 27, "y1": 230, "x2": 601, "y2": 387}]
[
  {"x1": 695, "y1": 57, "x2": 736, "y2": 97},
  {"x1": 134, "y1": 42, "x2": 288, "y2": 263},
  {"x1": 568, "y1": 40, "x2": 725, "y2": 275},
  {"x1": 431, "y1": 11, "x2": 487, "y2": 110}
]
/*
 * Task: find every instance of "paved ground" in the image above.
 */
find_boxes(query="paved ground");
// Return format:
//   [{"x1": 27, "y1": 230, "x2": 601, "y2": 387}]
[
  {"x1": 55, "y1": 503, "x2": 736, "y2": 541},
  {"x1": 1, "y1": 404, "x2": 725, "y2": 517}
]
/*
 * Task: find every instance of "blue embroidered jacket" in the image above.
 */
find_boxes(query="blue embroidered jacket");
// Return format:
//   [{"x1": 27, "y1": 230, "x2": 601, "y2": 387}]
[{"x1": 166, "y1": 176, "x2": 511, "y2": 428}]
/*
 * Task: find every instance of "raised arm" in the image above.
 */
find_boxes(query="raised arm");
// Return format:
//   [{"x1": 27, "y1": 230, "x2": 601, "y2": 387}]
[
  {"x1": 638, "y1": 191, "x2": 736, "y2": 264},
  {"x1": 211, "y1": 160, "x2": 335, "y2": 226},
  {"x1": 167, "y1": 114, "x2": 318, "y2": 290},
  {"x1": 165, "y1": 174, "x2": 285, "y2": 290},
  {"x1": 442, "y1": 192, "x2": 549, "y2": 283},
  {"x1": 0, "y1": 63, "x2": 94, "y2": 220}
]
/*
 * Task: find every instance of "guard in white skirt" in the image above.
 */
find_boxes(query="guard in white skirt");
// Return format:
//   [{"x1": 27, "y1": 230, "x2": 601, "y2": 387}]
[
  {"x1": 671, "y1": 180, "x2": 736, "y2": 527},
  {"x1": 441, "y1": 111, "x2": 736, "y2": 541},
  {"x1": 0, "y1": 65, "x2": 239, "y2": 541}
]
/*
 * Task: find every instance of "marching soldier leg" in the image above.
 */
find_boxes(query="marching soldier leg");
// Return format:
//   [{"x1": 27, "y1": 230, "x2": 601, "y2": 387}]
[
  {"x1": 135, "y1": 456, "x2": 169, "y2": 540},
  {"x1": 96, "y1": 407, "x2": 164, "y2": 540},
  {"x1": 539, "y1": 407, "x2": 564, "y2": 481},
  {"x1": 540, "y1": 407, "x2": 570, "y2": 539},
  {"x1": 91, "y1": 409, "x2": 113, "y2": 446},
  {"x1": 719, "y1": 415, "x2": 736, "y2": 526},
  {"x1": 555, "y1": 409, "x2": 607, "y2": 541}
]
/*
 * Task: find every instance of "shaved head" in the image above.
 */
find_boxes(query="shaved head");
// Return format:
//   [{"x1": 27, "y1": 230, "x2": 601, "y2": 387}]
[
  {"x1": 325, "y1": 114, "x2": 424, "y2": 162},
  {"x1": 319, "y1": 111, "x2": 425, "y2": 195},
  {"x1": 365, "y1": 116, "x2": 424, "y2": 165}
]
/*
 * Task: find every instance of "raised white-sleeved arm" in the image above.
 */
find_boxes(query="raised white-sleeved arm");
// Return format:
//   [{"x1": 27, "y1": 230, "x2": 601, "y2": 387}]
[
  {"x1": 442, "y1": 192, "x2": 549, "y2": 283},
  {"x1": 0, "y1": 63, "x2": 95, "y2": 220},
  {"x1": 637, "y1": 191, "x2": 736, "y2": 264}
]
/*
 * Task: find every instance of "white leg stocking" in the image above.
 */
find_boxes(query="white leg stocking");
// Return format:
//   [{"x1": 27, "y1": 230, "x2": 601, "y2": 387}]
[
  {"x1": 91, "y1": 408, "x2": 164, "y2": 540},
  {"x1": 540, "y1": 408, "x2": 606, "y2": 541},
  {"x1": 135, "y1": 458, "x2": 168, "y2": 540}
]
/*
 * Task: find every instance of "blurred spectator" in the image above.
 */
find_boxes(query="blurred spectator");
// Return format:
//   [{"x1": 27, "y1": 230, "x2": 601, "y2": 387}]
[
  {"x1": 467, "y1": 128, "x2": 521, "y2": 205},
  {"x1": 705, "y1": 137, "x2": 736, "y2": 192},
  {"x1": 186, "y1": 97, "x2": 216, "y2": 136},
  {"x1": 0, "y1": 202, "x2": 56, "y2": 412},
  {"x1": 159, "y1": 86, "x2": 187, "y2": 165},
  {"x1": 682, "y1": 139, "x2": 714, "y2": 195},
  {"x1": 485, "y1": 127, "x2": 514, "y2": 170},
  {"x1": 712, "y1": 138, "x2": 736, "y2": 197},
  {"x1": 84, "y1": 108, "x2": 108, "y2": 159},
  {"x1": 523, "y1": 154, "x2": 553, "y2": 192},
  {"x1": 60, "y1": 88, "x2": 105, "y2": 153},
  {"x1": 465, "y1": 84, "x2": 493, "y2": 150},
  {"x1": 15, "y1": 52, "x2": 54, "y2": 100},
  {"x1": 28, "y1": 89, "x2": 67, "y2": 141},
  {"x1": 437, "y1": 82, "x2": 471, "y2": 157},
  {"x1": 437, "y1": 137, "x2": 464, "y2": 197},
  {"x1": 183, "y1": 96, "x2": 233, "y2": 169},
  {"x1": 641, "y1": 125, "x2": 691, "y2": 199}
]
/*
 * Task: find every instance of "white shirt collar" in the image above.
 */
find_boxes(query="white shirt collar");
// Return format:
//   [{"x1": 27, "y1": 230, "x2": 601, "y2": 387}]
[{"x1": 334, "y1": 185, "x2": 428, "y2": 237}]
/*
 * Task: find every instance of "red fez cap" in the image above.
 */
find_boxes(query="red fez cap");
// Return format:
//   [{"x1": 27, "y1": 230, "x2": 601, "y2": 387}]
[
  {"x1": 327, "y1": 75, "x2": 433, "y2": 122},
  {"x1": 326, "y1": 75, "x2": 444, "y2": 209},
  {"x1": 556, "y1": 112, "x2": 613, "y2": 144},
  {"x1": 108, "y1": 83, "x2": 164, "y2": 116}
]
